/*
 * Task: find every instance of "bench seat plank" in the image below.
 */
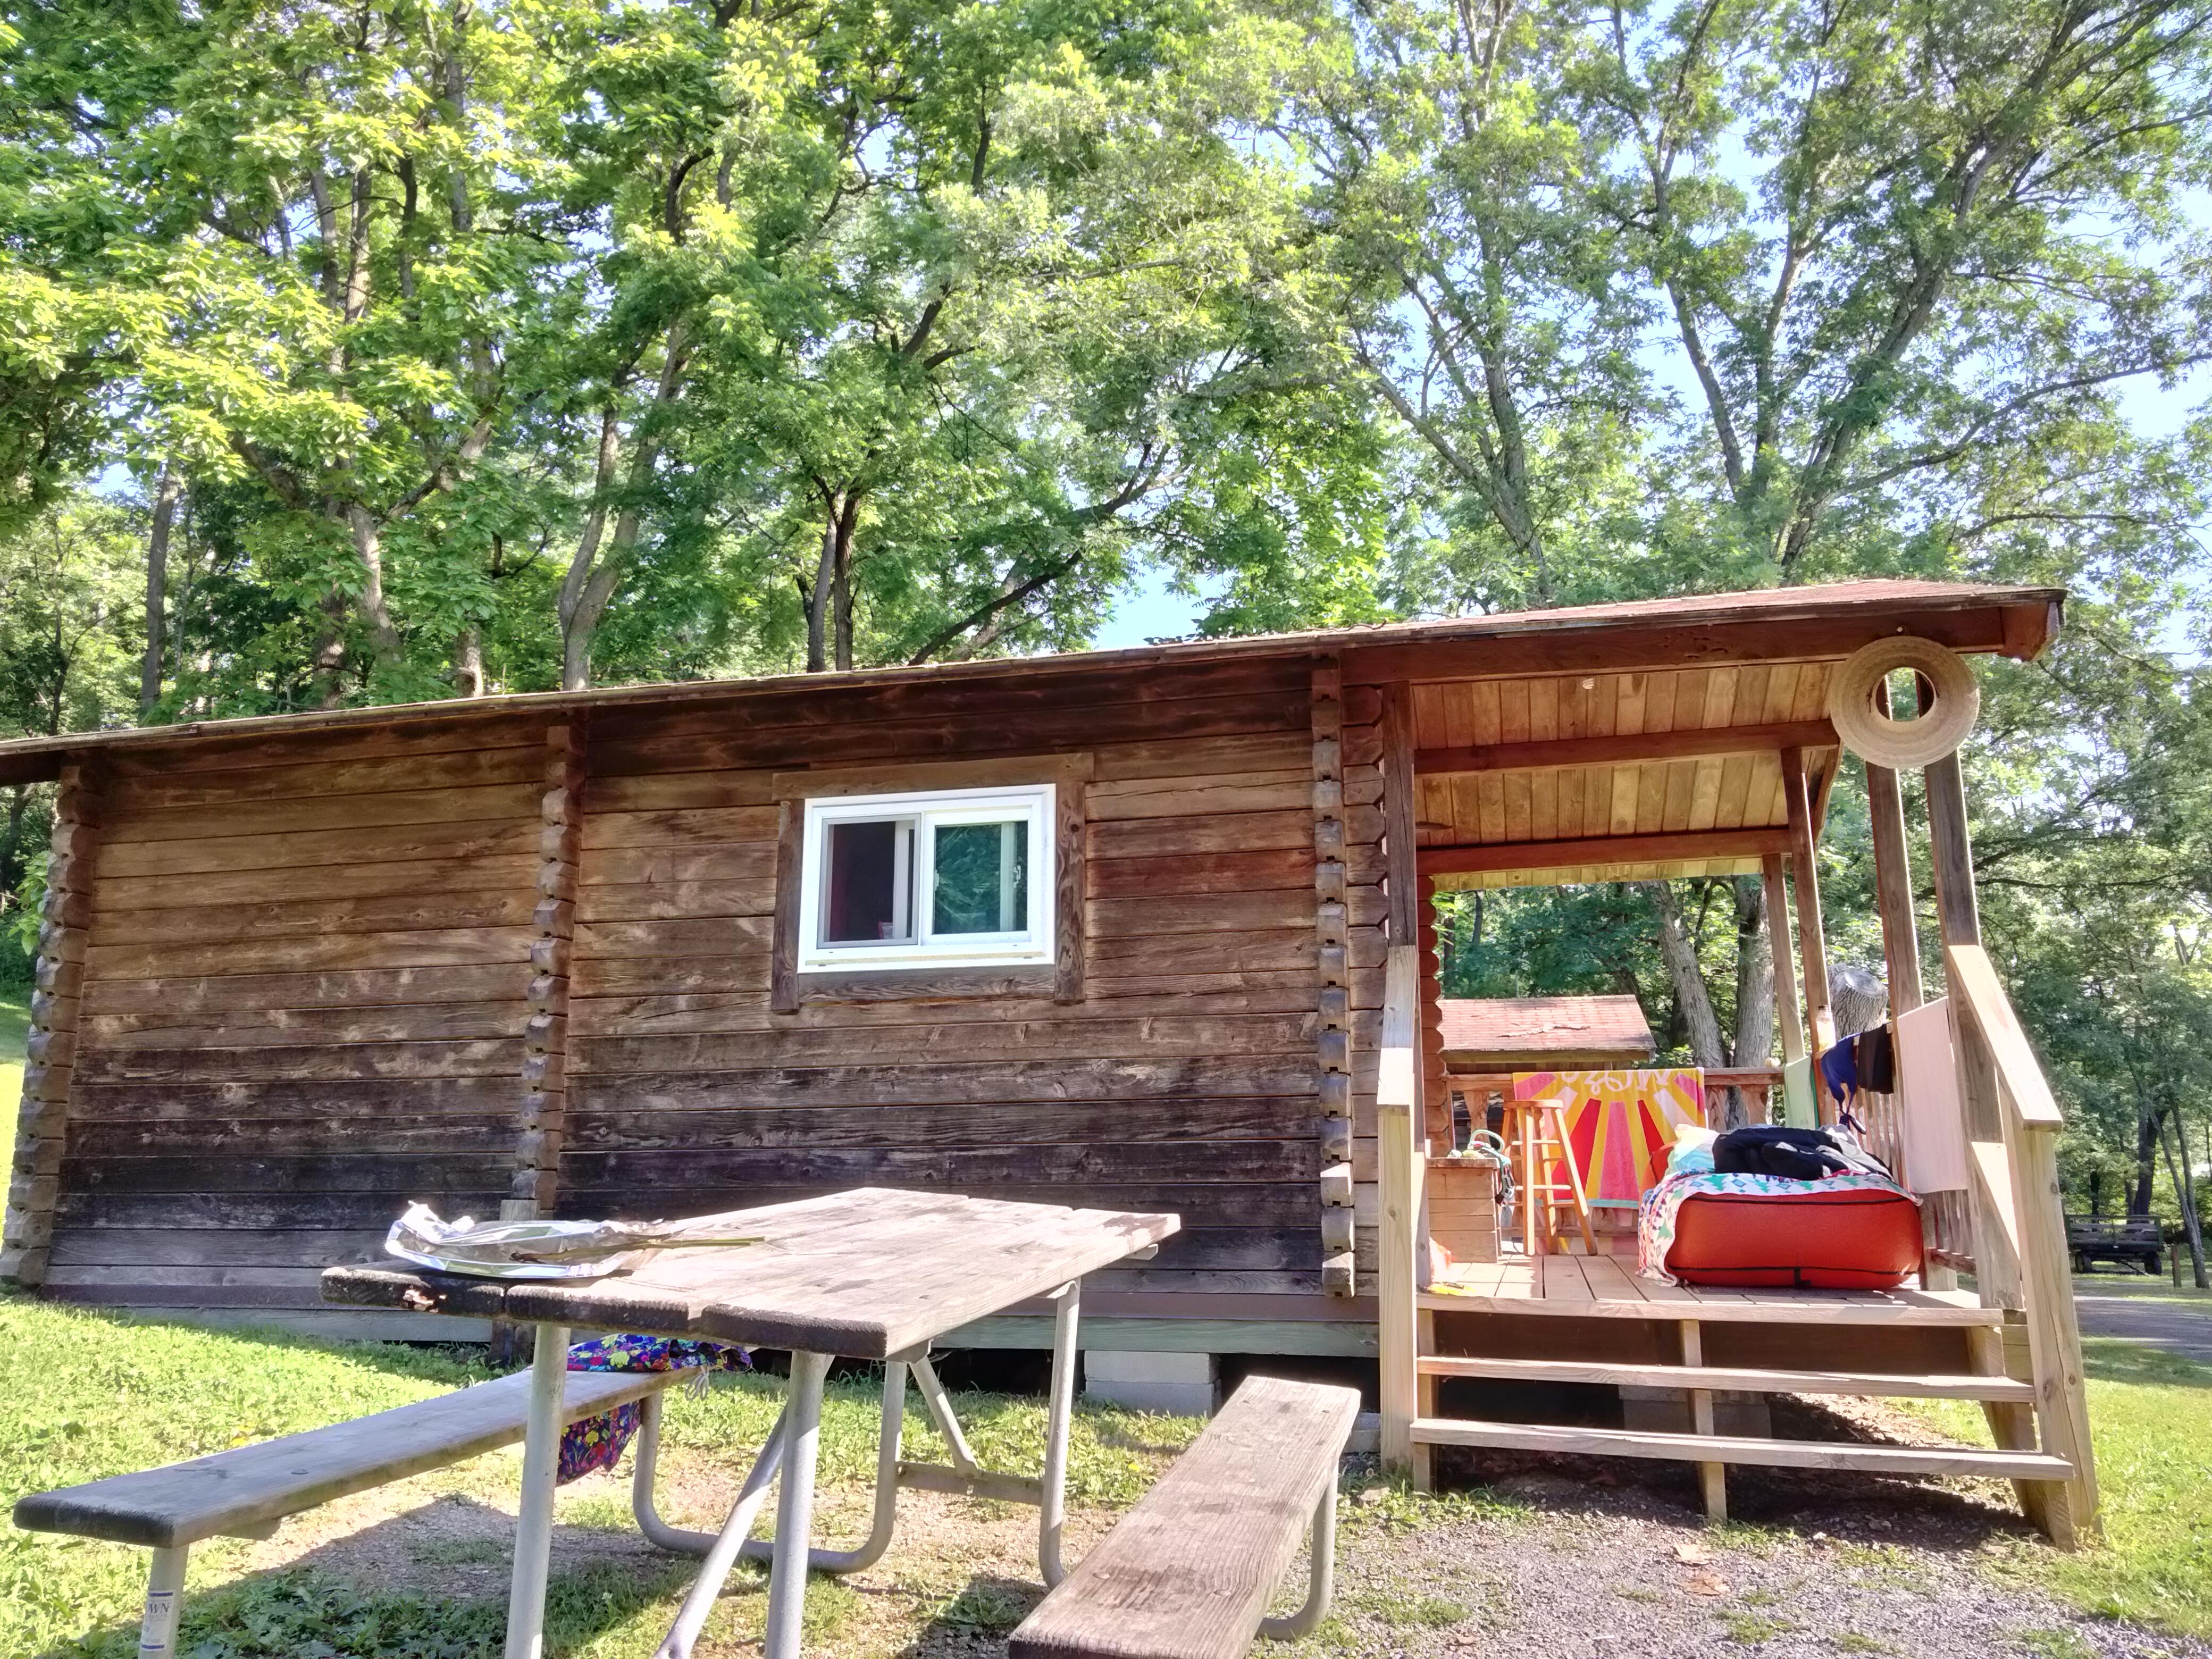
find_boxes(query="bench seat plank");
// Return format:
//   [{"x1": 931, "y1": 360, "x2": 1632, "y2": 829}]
[
  {"x1": 1011, "y1": 1376, "x2": 1360, "y2": 1659},
  {"x1": 14, "y1": 1366, "x2": 677, "y2": 1549}
]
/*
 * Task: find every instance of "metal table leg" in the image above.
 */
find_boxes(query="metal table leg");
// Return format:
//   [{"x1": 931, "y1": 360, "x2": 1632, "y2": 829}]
[
  {"x1": 651, "y1": 1410, "x2": 790, "y2": 1659},
  {"x1": 1039, "y1": 1280, "x2": 1079, "y2": 1586},
  {"x1": 763, "y1": 1351, "x2": 830, "y2": 1659},
  {"x1": 742, "y1": 1356, "x2": 906, "y2": 1572},
  {"x1": 505, "y1": 1323, "x2": 571, "y2": 1659}
]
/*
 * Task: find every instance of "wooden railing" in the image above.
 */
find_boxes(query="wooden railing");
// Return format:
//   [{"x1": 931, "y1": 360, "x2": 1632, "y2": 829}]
[
  {"x1": 1945, "y1": 943, "x2": 2100, "y2": 1544},
  {"x1": 1376, "y1": 944, "x2": 1423, "y2": 1471},
  {"x1": 1703, "y1": 1066, "x2": 1784, "y2": 1129},
  {"x1": 1377, "y1": 938, "x2": 2099, "y2": 1541}
]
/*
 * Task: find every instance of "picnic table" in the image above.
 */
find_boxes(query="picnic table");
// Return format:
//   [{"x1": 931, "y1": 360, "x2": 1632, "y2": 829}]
[{"x1": 321, "y1": 1187, "x2": 1179, "y2": 1659}]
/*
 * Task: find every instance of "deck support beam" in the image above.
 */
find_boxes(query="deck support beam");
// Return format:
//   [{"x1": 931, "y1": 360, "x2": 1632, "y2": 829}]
[
  {"x1": 1781, "y1": 747, "x2": 1836, "y2": 1068},
  {"x1": 1864, "y1": 684, "x2": 1925, "y2": 1014},
  {"x1": 1679, "y1": 1320, "x2": 1727, "y2": 1523},
  {"x1": 1761, "y1": 853, "x2": 1807, "y2": 1096},
  {"x1": 1413, "y1": 719, "x2": 1837, "y2": 777},
  {"x1": 1419, "y1": 827, "x2": 1790, "y2": 879}
]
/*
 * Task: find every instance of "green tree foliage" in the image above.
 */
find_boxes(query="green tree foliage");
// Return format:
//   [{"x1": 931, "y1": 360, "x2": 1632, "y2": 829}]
[
  {"x1": 3, "y1": 0, "x2": 2211, "y2": 1224},
  {"x1": 0, "y1": 0, "x2": 1381, "y2": 701}
]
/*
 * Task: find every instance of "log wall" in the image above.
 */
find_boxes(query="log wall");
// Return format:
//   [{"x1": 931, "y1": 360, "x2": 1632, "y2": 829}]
[
  {"x1": 30, "y1": 656, "x2": 1341, "y2": 1314},
  {"x1": 46, "y1": 715, "x2": 546, "y2": 1309},
  {"x1": 561, "y1": 655, "x2": 1328, "y2": 1298}
]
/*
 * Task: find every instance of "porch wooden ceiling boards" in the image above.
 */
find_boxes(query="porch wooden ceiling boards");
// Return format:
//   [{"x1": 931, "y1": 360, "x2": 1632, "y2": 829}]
[{"x1": 1411, "y1": 660, "x2": 1840, "y2": 891}]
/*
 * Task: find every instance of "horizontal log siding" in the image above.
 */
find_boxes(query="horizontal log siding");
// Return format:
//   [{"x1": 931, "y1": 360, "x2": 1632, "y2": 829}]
[
  {"x1": 38, "y1": 656, "x2": 1329, "y2": 1312},
  {"x1": 562, "y1": 657, "x2": 1325, "y2": 1296},
  {"x1": 45, "y1": 718, "x2": 547, "y2": 1310}
]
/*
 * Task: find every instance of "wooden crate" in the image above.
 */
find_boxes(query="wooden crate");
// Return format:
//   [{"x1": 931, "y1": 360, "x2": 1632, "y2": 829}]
[{"x1": 1427, "y1": 1157, "x2": 1499, "y2": 1265}]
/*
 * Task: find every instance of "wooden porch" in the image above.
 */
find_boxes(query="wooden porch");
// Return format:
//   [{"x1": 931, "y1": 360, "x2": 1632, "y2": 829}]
[{"x1": 1365, "y1": 589, "x2": 2100, "y2": 1546}]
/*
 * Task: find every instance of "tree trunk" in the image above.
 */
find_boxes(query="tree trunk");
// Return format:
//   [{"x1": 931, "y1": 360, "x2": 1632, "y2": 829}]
[
  {"x1": 832, "y1": 491, "x2": 859, "y2": 672},
  {"x1": 1645, "y1": 879, "x2": 1725, "y2": 1067},
  {"x1": 140, "y1": 465, "x2": 180, "y2": 713},
  {"x1": 341, "y1": 502, "x2": 403, "y2": 657},
  {"x1": 2131, "y1": 1109, "x2": 2161, "y2": 1217},
  {"x1": 2162, "y1": 1105, "x2": 2209, "y2": 1289},
  {"x1": 806, "y1": 495, "x2": 840, "y2": 673},
  {"x1": 1719, "y1": 875, "x2": 1775, "y2": 1130},
  {"x1": 309, "y1": 589, "x2": 349, "y2": 708},
  {"x1": 453, "y1": 626, "x2": 484, "y2": 697},
  {"x1": 1731, "y1": 874, "x2": 1773, "y2": 1065},
  {"x1": 557, "y1": 324, "x2": 688, "y2": 689}
]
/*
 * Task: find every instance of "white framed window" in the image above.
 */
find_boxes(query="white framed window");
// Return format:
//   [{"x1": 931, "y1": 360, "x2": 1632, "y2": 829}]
[{"x1": 797, "y1": 784, "x2": 1055, "y2": 972}]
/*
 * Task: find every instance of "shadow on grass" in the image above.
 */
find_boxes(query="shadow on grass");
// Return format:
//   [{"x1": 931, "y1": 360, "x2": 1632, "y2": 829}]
[
  {"x1": 32, "y1": 1504, "x2": 695, "y2": 1659},
  {"x1": 898, "y1": 1572, "x2": 1045, "y2": 1657},
  {"x1": 2082, "y1": 1336, "x2": 2212, "y2": 1390}
]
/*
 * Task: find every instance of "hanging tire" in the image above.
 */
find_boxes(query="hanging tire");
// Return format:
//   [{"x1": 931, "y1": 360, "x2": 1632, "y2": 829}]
[{"x1": 1827, "y1": 636, "x2": 1981, "y2": 768}]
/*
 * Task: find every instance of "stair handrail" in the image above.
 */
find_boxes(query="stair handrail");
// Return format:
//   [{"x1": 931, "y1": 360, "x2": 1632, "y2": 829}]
[
  {"x1": 1942, "y1": 942, "x2": 2100, "y2": 1543},
  {"x1": 1377, "y1": 944, "x2": 1422, "y2": 1472}
]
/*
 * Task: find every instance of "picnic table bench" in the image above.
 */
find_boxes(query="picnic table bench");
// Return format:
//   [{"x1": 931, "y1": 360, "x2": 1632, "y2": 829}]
[
  {"x1": 13, "y1": 1364, "x2": 685, "y2": 1658},
  {"x1": 325, "y1": 1187, "x2": 1178, "y2": 1659},
  {"x1": 1011, "y1": 1375, "x2": 1361, "y2": 1659}
]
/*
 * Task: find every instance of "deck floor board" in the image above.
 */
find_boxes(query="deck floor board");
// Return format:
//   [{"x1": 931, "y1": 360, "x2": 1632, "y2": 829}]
[{"x1": 1425, "y1": 1254, "x2": 2001, "y2": 1326}]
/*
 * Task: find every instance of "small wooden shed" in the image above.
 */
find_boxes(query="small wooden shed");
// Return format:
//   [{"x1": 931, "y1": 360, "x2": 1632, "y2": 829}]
[
  {"x1": 1437, "y1": 995, "x2": 1656, "y2": 1071},
  {"x1": 0, "y1": 579, "x2": 2065, "y2": 1370}
]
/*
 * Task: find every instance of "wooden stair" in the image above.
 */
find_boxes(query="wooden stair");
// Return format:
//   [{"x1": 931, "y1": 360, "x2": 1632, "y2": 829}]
[
  {"x1": 1410, "y1": 1277, "x2": 2060, "y2": 1517},
  {"x1": 1415, "y1": 1355, "x2": 2036, "y2": 1403},
  {"x1": 1409, "y1": 1417, "x2": 2074, "y2": 1482}
]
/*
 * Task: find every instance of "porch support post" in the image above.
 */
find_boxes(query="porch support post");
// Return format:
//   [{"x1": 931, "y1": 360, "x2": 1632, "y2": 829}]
[
  {"x1": 1863, "y1": 690, "x2": 1949, "y2": 1276},
  {"x1": 1864, "y1": 686, "x2": 1925, "y2": 1013},
  {"x1": 1376, "y1": 945, "x2": 1422, "y2": 1481},
  {"x1": 1760, "y1": 853, "x2": 1805, "y2": 1083},
  {"x1": 1780, "y1": 747, "x2": 1836, "y2": 1067}
]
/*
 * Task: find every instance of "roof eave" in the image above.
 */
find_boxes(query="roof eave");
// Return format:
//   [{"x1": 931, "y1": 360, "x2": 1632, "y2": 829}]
[{"x1": 0, "y1": 580, "x2": 2066, "y2": 783}]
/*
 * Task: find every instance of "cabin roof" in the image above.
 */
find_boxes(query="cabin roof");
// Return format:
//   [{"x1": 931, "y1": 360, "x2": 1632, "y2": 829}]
[
  {"x1": 0, "y1": 576, "x2": 2061, "y2": 786},
  {"x1": 1437, "y1": 995, "x2": 1657, "y2": 1068}
]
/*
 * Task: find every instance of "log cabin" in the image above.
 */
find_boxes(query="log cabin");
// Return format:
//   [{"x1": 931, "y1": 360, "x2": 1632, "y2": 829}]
[{"x1": 0, "y1": 577, "x2": 2098, "y2": 1539}]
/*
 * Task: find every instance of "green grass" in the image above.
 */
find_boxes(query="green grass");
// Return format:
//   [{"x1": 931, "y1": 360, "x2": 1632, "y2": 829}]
[
  {"x1": 0, "y1": 1290, "x2": 1203, "y2": 1658},
  {"x1": 1, "y1": 1294, "x2": 502, "y2": 1658},
  {"x1": 0, "y1": 985, "x2": 26, "y2": 1150},
  {"x1": 1895, "y1": 1337, "x2": 2212, "y2": 1639}
]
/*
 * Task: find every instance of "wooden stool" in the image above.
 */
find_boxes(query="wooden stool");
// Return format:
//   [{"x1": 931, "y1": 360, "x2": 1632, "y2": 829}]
[{"x1": 1501, "y1": 1098, "x2": 1597, "y2": 1256}]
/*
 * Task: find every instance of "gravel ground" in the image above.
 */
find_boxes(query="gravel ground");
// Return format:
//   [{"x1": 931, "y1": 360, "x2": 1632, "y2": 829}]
[
  {"x1": 1321, "y1": 1461, "x2": 2200, "y2": 1659},
  {"x1": 231, "y1": 1392, "x2": 2210, "y2": 1659}
]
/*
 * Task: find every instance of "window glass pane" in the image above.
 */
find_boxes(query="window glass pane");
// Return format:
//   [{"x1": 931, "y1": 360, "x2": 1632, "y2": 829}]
[
  {"x1": 823, "y1": 819, "x2": 911, "y2": 943},
  {"x1": 933, "y1": 819, "x2": 1027, "y2": 935}
]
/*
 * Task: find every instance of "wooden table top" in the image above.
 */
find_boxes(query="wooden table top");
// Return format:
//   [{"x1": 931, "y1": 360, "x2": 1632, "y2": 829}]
[{"x1": 321, "y1": 1188, "x2": 1180, "y2": 1359}]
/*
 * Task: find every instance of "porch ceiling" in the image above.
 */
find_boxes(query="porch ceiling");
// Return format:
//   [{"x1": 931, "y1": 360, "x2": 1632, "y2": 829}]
[{"x1": 1413, "y1": 660, "x2": 1844, "y2": 891}]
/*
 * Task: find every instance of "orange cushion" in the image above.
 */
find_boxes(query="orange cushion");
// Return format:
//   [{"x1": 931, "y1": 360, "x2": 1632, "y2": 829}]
[{"x1": 1666, "y1": 1185, "x2": 1922, "y2": 1290}]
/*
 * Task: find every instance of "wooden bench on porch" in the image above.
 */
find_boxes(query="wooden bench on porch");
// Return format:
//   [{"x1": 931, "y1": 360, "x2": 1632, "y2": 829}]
[
  {"x1": 1010, "y1": 1376, "x2": 1361, "y2": 1659},
  {"x1": 13, "y1": 1364, "x2": 684, "y2": 1655}
]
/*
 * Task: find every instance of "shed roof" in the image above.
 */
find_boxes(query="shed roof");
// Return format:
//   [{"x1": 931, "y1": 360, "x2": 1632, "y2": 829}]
[
  {"x1": 1437, "y1": 995, "x2": 1658, "y2": 1068},
  {"x1": 0, "y1": 576, "x2": 2060, "y2": 786}
]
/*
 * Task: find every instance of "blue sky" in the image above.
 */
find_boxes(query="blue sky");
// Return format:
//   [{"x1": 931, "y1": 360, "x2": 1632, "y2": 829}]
[{"x1": 1091, "y1": 567, "x2": 1220, "y2": 649}]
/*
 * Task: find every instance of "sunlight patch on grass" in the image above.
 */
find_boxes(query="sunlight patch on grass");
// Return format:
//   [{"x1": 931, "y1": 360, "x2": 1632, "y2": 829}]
[{"x1": 1896, "y1": 1338, "x2": 2212, "y2": 1639}]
